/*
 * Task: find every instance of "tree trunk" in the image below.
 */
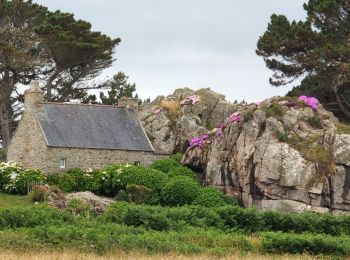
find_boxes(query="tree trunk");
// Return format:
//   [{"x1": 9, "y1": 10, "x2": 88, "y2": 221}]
[
  {"x1": 46, "y1": 71, "x2": 59, "y2": 102},
  {"x1": 0, "y1": 102, "x2": 11, "y2": 151},
  {"x1": 332, "y1": 84, "x2": 350, "y2": 121}
]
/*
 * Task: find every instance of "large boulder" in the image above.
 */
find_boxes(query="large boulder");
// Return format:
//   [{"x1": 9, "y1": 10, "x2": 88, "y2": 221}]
[
  {"x1": 181, "y1": 96, "x2": 350, "y2": 214},
  {"x1": 140, "y1": 87, "x2": 236, "y2": 153}
]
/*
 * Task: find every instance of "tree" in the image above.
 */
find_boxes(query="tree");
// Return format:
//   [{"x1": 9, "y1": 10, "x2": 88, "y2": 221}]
[
  {"x1": 0, "y1": 0, "x2": 48, "y2": 149},
  {"x1": 99, "y1": 72, "x2": 137, "y2": 105},
  {"x1": 256, "y1": 0, "x2": 350, "y2": 120},
  {"x1": 0, "y1": 1, "x2": 120, "y2": 150},
  {"x1": 35, "y1": 11, "x2": 120, "y2": 101}
]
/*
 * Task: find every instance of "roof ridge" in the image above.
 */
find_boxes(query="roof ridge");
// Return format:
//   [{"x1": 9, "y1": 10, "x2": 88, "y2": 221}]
[{"x1": 43, "y1": 102, "x2": 125, "y2": 108}]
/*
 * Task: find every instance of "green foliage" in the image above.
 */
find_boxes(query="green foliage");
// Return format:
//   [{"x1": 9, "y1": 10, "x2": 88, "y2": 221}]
[
  {"x1": 262, "y1": 103, "x2": 284, "y2": 118},
  {"x1": 126, "y1": 184, "x2": 152, "y2": 204},
  {"x1": 0, "y1": 205, "x2": 73, "y2": 229},
  {"x1": 55, "y1": 173, "x2": 76, "y2": 193},
  {"x1": 161, "y1": 176, "x2": 201, "y2": 206},
  {"x1": 307, "y1": 115, "x2": 322, "y2": 128},
  {"x1": 99, "y1": 72, "x2": 137, "y2": 105},
  {"x1": 0, "y1": 163, "x2": 46, "y2": 195},
  {"x1": 276, "y1": 131, "x2": 289, "y2": 142},
  {"x1": 67, "y1": 198, "x2": 92, "y2": 218},
  {"x1": 287, "y1": 135, "x2": 334, "y2": 168},
  {"x1": 256, "y1": 1, "x2": 350, "y2": 120},
  {"x1": 167, "y1": 166, "x2": 197, "y2": 180},
  {"x1": 151, "y1": 158, "x2": 182, "y2": 173},
  {"x1": 337, "y1": 122, "x2": 350, "y2": 135},
  {"x1": 35, "y1": 10, "x2": 120, "y2": 101},
  {"x1": 192, "y1": 187, "x2": 237, "y2": 208},
  {"x1": 29, "y1": 186, "x2": 47, "y2": 203},
  {"x1": 170, "y1": 153, "x2": 183, "y2": 163},
  {"x1": 262, "y1": 232, "x2": 350, "y2": 256},
  {"x1": 98, "y1": 165, "x2": 125, "y2": 197}
]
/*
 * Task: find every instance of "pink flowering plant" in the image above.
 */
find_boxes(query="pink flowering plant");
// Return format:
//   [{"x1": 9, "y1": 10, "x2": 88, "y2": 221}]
[
  {"x1": 189, "y1": 134, "x2": 210, "y2": 148},
  {"x1": 154, "y1": 108, "x2": 163, "y2": 114},
  {"x1": 229, "y1": 113, "x2": 243, "y2": 123},
  {"x1": 298, "y1": 95, "x2": 318, "y2": 110}
]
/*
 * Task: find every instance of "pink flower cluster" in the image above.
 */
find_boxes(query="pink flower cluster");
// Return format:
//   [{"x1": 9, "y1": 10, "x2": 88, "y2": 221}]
[
  {"x1": 189, "y1": 134, "x2": 210, "y2": 148},
  {"x1": 154, "y1": 108, "x2": 163, "y2": 114},
  {"x1": 180, "y1": 95, "x2": 201, "y2": 106},
  {"x1": 298, "y1": 95, "x2": 318, "y2": 110},
  {"x1": 229, "y1": 113, "x2": 242, "y2": 122}
]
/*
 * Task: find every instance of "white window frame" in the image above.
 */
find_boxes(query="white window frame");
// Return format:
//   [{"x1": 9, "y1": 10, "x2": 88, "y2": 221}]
[{"x1": 59, "y1": 158, "x2": 66, "y2": 169}]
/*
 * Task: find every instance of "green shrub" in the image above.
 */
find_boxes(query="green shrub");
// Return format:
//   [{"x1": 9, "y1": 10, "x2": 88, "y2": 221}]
[
  {"x1": 307, "y1": 115, "x2": 322, "y2": 128},
  {"x1": 262, "y1": 232, "x2": 350, "y2": 256},
  {"x1": 263, "y1": 103, "x2": 284, "y2": 118},
  {"x1": 115, "y1": 190, "x2": 129, "y2": 202},
  {"x1": 151, "y1": 158, "x2": 181, "y2": 173},
  {"x1": 98, "y1": 165, "x2": 126, "y2": 197},
  {"x1": 68, "y1": 168, "x2": 101, "y2": 192},
  {"x1": 161, "y1": 176, "x2": 201, "y2": 206},
  {"x1": 0, "y1": 205, "x2": 73, "y2": 229},
  {"x1": 0, "y1": 162, "x2": 23, "y2": 192},
  {"x1": 56, "y1": 173, "x2": 77, "y2": 193},
  {"x1": 29, "y1": 186, "x2": 47, "y2": 203},
  {"x1": 0, "y1": 166, "x2": 46, "y2": 195},
  {"x1": 276, "y1": 131, "x2": 288, "y2": 142},
  {"x1": 168, "y1": 166, "x2": 197, "y2": 179},
  {"x1": 170, "y1": 153, "x2": 183, "y2": 163},
  {"x1": 120, "y1": 166, "x2": 168, "y2": 192},
  {"x1": 192, "y1": 187, "x2": 235, "y2": 207},
  {"x1": 126, "y1": 184, "x2": 152, "y2": 204}
]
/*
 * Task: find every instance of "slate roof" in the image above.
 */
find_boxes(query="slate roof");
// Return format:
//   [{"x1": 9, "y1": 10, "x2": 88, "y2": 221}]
[{"x1": 36, "y1": 103, "x2": 154, "y2": 152}]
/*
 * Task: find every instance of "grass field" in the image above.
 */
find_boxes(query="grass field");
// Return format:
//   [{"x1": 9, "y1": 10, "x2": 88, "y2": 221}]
[
  {"x1": 0, "y1": 192, "x2": 32, "y2": 208},
  {"x1": 0, "y1": 250, "x2": 336, "y2": 260}
]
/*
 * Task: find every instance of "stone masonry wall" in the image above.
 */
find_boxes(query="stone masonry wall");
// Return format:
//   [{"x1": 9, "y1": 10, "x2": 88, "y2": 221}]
[
  {"x1": 7, "y1": 112, "x2": 48, "y2": 169},
  {"x1": 44, "y1": 147, "x2": 167, "y2": 173}
]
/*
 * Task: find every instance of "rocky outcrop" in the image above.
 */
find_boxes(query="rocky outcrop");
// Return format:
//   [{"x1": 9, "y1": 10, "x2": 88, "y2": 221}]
[
  {"x1": 178, "y1": 95, "x2": 350, "y2": 213},
  {"x1": 42, "y1": 185, "x2": 114, "y2": 213},
  {"x1": 140, "y1": 88, "x2": 236, "y2": 153}
]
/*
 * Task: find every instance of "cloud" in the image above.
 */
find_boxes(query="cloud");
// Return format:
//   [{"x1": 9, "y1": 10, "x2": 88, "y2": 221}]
[{"x1": 33, "y1": 0, "x2": 307, "y2": 102}]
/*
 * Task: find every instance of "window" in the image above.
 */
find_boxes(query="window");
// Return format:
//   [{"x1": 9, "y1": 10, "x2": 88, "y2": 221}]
[
  {"x1": 134, "y1": 161, "x2": 141, "y2": 166},
  {"x1": 59, "y1": 158, "x2": 66, "y2": 169}
]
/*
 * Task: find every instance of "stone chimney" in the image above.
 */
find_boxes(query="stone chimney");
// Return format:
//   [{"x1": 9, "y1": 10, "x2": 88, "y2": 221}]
[
  {"x1": 24, "y1": 81, "x2": 45, "y2": 113},
  {"x1": 118, "y1": 97, "x2": 139, "y2": 111}
]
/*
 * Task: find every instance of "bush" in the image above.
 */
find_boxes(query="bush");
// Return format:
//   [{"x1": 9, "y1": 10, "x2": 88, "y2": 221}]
[
  {"x1": 126, "y1": 184, "x2": 152, "y2": 204},
  {"x1": 262, "y1": 232, "x2": 350, "y2": 256},
  {"x1": 192, "y1": 187, "x2": 236, "y2": 207},
  {"x1": 307, "y1": 115, "x2": 322, "y2": 128},
  {"x1": 67, "y1": 168, "x2": 100, "y2": 192},
  {"x1": 0, "y1": 205, "x2": 73, "y2": 229},
  {"x1": 0, "y1": 162, "x2": 23, "y2": 192},
  {"x1": 98, "y1": 165, "x2": 126, "y2": 197},
  {"x1": 55, "y1": 173, "x2": 76, "y2": 193},
  {"x1": 161, "y1": 176, "x2": 201, "y2": 206},
  {"x1": 170, "y1": 153, "x2": 183, "y2": 163},
  {"x1": 2, "y1": 166, "x2": 46, "y2": 195},
  {"x1": 151, "y1": 158, "x2": 181, "y2": 173},
  {"x1": 29, "y1": 186, "x2": 47, "y2": 202},
  {"x1": 168, "y1": 166, "x2": 197, "y2": 180}
]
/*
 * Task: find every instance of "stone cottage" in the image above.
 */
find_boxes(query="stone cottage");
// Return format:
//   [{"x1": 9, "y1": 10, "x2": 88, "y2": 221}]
[{"x1": 7, "y1": 82, "x2": 168, "y2": 172}]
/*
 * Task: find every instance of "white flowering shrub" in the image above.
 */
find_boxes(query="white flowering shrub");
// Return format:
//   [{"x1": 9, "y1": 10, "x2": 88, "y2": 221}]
[{"x1": 0, "y1": 162, "x2": 46, "y2": 194}]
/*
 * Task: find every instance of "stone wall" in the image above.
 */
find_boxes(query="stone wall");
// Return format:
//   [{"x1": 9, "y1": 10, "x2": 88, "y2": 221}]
[
  {"x1": 44, "y1": 147, "x2": 167, "y2": 173},
  {"x1": 7, "y1": 112, "x2": 48, "y2": 169}
]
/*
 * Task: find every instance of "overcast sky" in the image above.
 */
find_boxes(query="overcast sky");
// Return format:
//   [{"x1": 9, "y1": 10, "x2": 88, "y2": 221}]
[{"x1": 33, "y1": 0, "x2": 307, "y2": 102}]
